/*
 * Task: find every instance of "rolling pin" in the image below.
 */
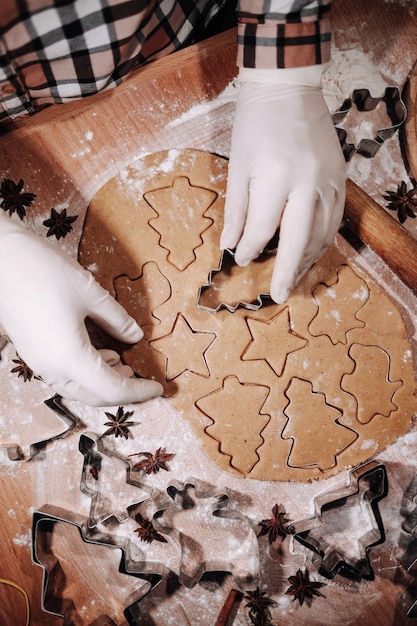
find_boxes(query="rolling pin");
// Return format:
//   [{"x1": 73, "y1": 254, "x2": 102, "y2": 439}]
[{"x1": 344, "y1": 177, "x2": 417, "y2": 295}]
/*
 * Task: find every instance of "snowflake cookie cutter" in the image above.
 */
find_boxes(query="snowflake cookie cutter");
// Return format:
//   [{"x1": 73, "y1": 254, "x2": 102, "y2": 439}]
[
  {"x1": 152, "y1": 477, "x2": 259, "y2": 589},
  {"x1": 332, "y1": 87, "x2": 407, "y2": 160},
  {"x1": 196, "y1": 248, "x2": 272, "y2": 313},
  {"x1": 287, "y1": 460, "x2": 388, "y2": 580},
  {"x1": 32, "y1": 504, "x2": 162, "y2": 625}
]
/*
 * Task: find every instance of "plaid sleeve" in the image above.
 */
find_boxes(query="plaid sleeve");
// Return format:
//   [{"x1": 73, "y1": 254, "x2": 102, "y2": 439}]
[
  {"x1": 0, "y1": 0, "x2": 226, "y2": 123},
  {"x1": 236, "y1": 0, "x2": 332, "y2": 69}
]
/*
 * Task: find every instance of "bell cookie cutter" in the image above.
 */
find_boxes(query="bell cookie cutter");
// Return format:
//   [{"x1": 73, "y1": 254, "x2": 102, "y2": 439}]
[
  {"x1": 332, "y1": 87, "x2": 407, "y2": 160},
  {"x1": 287, "y1": 460, "x2": 388, "y2": 580}
]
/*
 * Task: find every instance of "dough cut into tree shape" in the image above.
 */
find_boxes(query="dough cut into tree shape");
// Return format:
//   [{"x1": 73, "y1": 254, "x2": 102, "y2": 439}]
[
  {"x1": 144, "y1": 176, "x2": 217, "y2": 271},
  {"x1": 242, "y1": 307, "x2": 308, "y2": 377},
  {"x1": 309, "y1": 265, "x2": 369, "y2": 344},
  {"x1": 282, "y1": 378, "x2": 358, "y2": 472},
  {"x1": 150, "y1": 313, "x2": 216, "y2": 381},
  {"x1": 197, "y1": 376, "x2": 270, "y2": 474},
  {"x1": 341, "y1": 344, "x2": 403, "y2": 424}
]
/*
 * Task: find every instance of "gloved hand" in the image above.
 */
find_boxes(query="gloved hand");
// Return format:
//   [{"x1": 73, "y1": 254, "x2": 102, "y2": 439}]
[
  {"x1": 0, "y1": 212, "x2": 163, "y2": 406},
  {"x1": 221, "y1": 66, "x2": 346, "y2": 304}
]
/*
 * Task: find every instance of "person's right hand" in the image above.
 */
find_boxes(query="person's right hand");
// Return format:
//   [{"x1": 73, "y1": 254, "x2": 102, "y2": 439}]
[
  {"x1": 0, "y1": 212, "x2": 163, "y2": 406},
  {"x1": 221, "y1": 67, "x2": 346, "y2": 304}
]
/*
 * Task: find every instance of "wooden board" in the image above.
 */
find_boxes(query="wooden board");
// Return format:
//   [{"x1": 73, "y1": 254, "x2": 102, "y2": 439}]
[
  {"x1": 403, "y1": 60, "x2": 417, "y2": 181},
  {"x1": 1, "y1": 2, "x2": 417, "y2": 624}
]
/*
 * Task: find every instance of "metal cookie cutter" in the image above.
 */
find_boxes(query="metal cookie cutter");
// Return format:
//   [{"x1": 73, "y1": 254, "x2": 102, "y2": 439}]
[
  {"x1": 398, "y1": 580, "x2": 417, "y2": 620},
  {"x1": 32, "y1": 504, "x2": 162, "y2": 625},
  {"x1": 332, "y1": 87, "x2": 407, "y2": 160},
  {"x1": 153, "y1": 477, "x2": 259, "y2": 589},
  {"x1": 0, "y1": 394, "x2": 80, "y2": 463},
  {"x1": 397, "y1": 472, "x2": 417, "y2": 575},
  {"x1": 79, "y1": 432, "x2": 152, "y2": 527},
  {"x1": 196, "y1": 248, "x2": 272, "y2": 313},
  {"x1": 287, "y1": 461, "x2": 388, "y2": 580}
]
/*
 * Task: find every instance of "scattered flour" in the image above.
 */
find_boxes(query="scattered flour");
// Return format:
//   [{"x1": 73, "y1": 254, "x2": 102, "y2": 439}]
[
  {"x1": 12, "y1": 530, "x2": 31, "y2": 547},
  {"x1": 323, "y1": 48, "x2": 390, "y2": 113},
  {"x1": 166, "y1": 80, "x2": 238, "y2": 129}
]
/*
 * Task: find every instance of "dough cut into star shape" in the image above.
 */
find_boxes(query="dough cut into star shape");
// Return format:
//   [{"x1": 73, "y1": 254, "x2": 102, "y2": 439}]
[
  {"x1": 242, "y1": 308, "x2": 308, "y2": 377},
  {"x1": 150, "y1": 314, "x2": 216, "y2": 380}
]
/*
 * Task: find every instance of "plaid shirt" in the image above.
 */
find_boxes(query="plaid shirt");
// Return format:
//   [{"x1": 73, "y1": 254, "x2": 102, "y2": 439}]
[{"x1": 0, "y1": 0, "x2": 331, "y2": 123}]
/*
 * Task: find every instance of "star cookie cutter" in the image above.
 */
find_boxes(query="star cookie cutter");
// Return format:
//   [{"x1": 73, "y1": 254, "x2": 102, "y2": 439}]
[
  {"x1": 196, "y1": 249, "x2": 272, "y2": 313},
  {"x1": 287, "y1": 461, "x2": 388, "y2": 580},
  {"x1": 32, "y1": 504, "x2": 162, "y2": 625},
  {"x1": 332, "y1": 87, "x2": 407, "y2": 160}
]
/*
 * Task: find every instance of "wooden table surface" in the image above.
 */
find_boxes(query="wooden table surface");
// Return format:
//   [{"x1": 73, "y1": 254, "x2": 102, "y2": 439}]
[{"x1": 1, "y1": 1, "x2": 417, "y2": 624}]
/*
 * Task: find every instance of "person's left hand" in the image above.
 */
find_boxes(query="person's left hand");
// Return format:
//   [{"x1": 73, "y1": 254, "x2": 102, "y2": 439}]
[{"x1": 0, "y1": 212, "x2": 163, "y2": 406}]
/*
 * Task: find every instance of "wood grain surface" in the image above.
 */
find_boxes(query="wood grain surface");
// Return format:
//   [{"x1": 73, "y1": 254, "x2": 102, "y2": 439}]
[
  {"x1": 345, "y1": 178, "x2": 417, "y2": 295},
  {"x1": 1, "y1": 2, "x2": 417, "y2": 624},
  {"x1": 403, "y1": 59, "x2": 417, "y2": 181}
]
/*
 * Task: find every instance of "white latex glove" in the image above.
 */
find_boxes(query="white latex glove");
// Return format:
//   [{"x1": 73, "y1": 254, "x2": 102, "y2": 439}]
[
  {"x1": 221, "y1": 66, "x2": 346, "y2": 303},
  {"x1": 0, "y1": 212, "x2": 163, "y2": 406}
]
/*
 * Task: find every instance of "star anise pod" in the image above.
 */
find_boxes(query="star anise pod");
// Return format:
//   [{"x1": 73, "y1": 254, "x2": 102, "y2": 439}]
[
  {"x1": 43, "y1": 207, "x2": 78, "y2": 239},
  {"x1": 130, "y1": 447, "x2": 174, "y2": 474},
  {"x1": 244, "y1": 587, "x2": 274, "y2": 617},
  {"x1": 102, "y1": 406, "x2": 134, "y2": 439},
  {"x1": 133, "y1": 512, "x2": 167, "y2": 544},
  {"x1": 257, "y1": 503, "x2": 290, "y2": 544},
  {"x1": 285, "y1": 568, "x2": 326, "y2": 606},
  {"x1": 10, "y1": 356, "x2": 34, "y2": 382},
  {"x1": 382, "y1": 180, "x2": 417, "y2": 223},
  {"x1": 0, "y1": 177, "x2": 36, "y2": 219}
]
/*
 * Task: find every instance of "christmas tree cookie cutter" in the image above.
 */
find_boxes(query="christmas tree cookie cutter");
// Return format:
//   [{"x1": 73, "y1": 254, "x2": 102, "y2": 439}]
[
  {"x1": 0, "y1": 394, "x2": 80, "y2": 463},
  {"x1": 287, "y1": 460, "x2": 388, "y2": 580},
  {"x1": 79, "y1": 431, "x2": 153, "y2": 528},
  {"x1": 196, "y1": 248, "x2": 273, "y2": 313},
  {"x1": 31, "y1": 504, "x2": 162, "y2": 625},
  {"x1": 332, "y1": 87, "x2": 407, "y2": 160}
]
